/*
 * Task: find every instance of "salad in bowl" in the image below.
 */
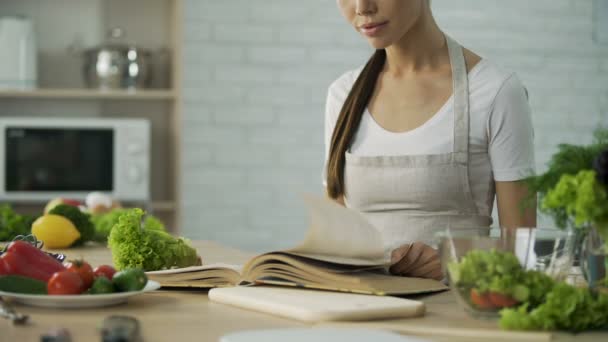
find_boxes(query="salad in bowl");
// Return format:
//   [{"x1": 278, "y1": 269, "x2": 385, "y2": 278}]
[{"x1": 437, "y1": 228, "x2": 574, "y2": 319}]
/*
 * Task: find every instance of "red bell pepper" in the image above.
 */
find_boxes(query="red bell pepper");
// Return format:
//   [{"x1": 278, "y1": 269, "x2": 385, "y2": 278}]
[
  {"x1": 0, "y1": 241, "x2": 65, "y2": 282},
  {"x1": 0, "y1": 258, "x2": 9, "y2": 275}
]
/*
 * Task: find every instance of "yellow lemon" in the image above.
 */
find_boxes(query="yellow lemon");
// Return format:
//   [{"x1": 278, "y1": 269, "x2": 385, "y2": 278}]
[{"x1": 31, "y1": 214, "x2": 81, "y2": 249}]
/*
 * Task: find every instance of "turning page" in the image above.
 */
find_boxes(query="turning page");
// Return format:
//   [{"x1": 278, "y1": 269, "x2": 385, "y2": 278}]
[{"x1": 286, "y1": 194, "x2": 389, "y2": 266}]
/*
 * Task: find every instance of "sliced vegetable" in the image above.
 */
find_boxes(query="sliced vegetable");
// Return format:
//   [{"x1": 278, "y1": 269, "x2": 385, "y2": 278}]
[
  {"x1": 47, "y1": 271, "x2": 84, "y2": 295},
  {"x1": 488, "y1": 292, "x2": 518, "y2": 308},
  {"x1": 470, "y1": 288, "x2": 495, "y2": 310},
  {"x1": 452, "y1": 249, "x2": 608, "y2": 332},
  {"x1": 0, "y1": 275, "x2": 47, "y2": 294},
  {"x1": 449, "y1": 249, "x2": 524, "y2": 297},
  {"x1": 1, "y1": 240, "x2": 65, "y2": 282},
  {"x1": 112, "y1": 268, "x2": 147, "y2": 292}
]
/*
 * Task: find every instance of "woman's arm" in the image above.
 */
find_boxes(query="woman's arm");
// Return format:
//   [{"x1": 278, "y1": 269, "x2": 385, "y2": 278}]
[
  {"x1": 488, "y1": 73, "x2": 536, "y2": 230},
  {"x1": 495, "y1": 180, "x2": 536, "y2": 229}
]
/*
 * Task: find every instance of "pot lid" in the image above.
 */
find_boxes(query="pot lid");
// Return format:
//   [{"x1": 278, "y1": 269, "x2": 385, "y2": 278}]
[{"x1": 85, "y1": 27, "x2": 149, "y2": 53}]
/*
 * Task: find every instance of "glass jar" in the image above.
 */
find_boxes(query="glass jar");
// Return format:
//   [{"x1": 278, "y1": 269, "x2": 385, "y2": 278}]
[{"x1": 581, "y1": 226, "x2": 608, "y2": 292}]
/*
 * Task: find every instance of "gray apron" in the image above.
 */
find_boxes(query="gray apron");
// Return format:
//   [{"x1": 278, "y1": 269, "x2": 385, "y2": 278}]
[{"x1": 343, "y1": 36, "x2": 492, "y2": 252}]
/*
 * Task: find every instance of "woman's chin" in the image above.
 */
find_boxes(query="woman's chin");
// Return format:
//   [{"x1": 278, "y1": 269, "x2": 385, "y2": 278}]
[{"x1": 366, "y1": 37, "x2": 392, "y2": 50}]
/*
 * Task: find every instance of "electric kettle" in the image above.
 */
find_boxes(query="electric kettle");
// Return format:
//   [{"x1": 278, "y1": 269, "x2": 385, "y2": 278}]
[{"x1": 0, "y1": 16, "x2": 37, "y2": 90}]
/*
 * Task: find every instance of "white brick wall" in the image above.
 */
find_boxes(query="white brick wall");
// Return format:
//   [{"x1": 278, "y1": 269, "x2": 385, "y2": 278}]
[{"x1": 180, "y1": 0, "x2": 608, "y2": 252}]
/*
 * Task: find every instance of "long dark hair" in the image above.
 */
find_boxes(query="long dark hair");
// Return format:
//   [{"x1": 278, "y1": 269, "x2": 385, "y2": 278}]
[{"x1": 326, "y1": 49, "x2": 387, "y2": 199}]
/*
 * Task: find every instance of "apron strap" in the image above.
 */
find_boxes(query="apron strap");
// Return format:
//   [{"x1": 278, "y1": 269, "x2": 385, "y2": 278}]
[
  {"x1": 445, "y1": 35, "x2": 480, "y2": 215},
  {"x1": 446, "y1": 35, "x2": 469, "y2": 165}
]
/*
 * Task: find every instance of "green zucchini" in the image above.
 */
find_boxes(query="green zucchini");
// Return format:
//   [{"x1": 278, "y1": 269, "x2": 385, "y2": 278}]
[{"x1": 0, "y1": 275, "x2": 48, "y2": 295}]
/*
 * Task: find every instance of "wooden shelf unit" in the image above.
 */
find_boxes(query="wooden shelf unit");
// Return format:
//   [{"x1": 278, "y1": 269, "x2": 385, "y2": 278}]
[
  {"x1": 149, "y1": 201, "x2": 177, "y2": 211},
  {"x1": 0, "y1": 0, "x2": 184, "y2": 232}
]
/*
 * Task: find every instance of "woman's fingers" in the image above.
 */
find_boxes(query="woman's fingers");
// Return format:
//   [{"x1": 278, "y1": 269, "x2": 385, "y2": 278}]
[
  {"x1": 389, "y1": 244, "x2": 413, "y2": 275},
  {"x1": 413, "y1": 245, "x2": 439, "y2": 269},
  {"x1": 413, "y1": 247, "x2": 443, "y2": 280},
  {"x1": 410, "y1": 258, "x2": 442, "y2": 278},
  {"x1": 423, "y1": 263, "x2": 445, "y2": 281},
  {"x1": 397, "y1": 242, "x2": 426, "y2": 275},
  {"x1": 410, "y1": 256, "x2": 438, "y2": 275},
  {"x1": 389, "y1": 242, "x2": 444, "y2": 280},
  {"x1": 390, "y1": 244, "x2": 411, "y2": 265}
]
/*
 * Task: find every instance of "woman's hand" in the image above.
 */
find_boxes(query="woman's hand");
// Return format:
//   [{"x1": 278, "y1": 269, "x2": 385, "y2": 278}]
[{"x1": 389, "y1": 242, "x2": 443, "y2": 280}]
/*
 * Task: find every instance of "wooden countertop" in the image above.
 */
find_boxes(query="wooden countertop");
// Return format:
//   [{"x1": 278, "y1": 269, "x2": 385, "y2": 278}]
[{"x1": 1, "y1": 241, "x2": 606, "y2": 342}]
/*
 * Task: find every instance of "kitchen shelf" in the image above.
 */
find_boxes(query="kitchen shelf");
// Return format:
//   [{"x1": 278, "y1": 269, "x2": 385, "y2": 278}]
[
  {"x1": 0, "y1": 88, "x2": 176, "y2": 100},
  {"x1": 149, "y1": 201, "x2": 176, "y2": 211},
  {"x1": 7, "y1": 200, "x2": 176, "y2": 210},
  {"x1": 0, "y1": 0, "x2": 184, "y2": 232}
]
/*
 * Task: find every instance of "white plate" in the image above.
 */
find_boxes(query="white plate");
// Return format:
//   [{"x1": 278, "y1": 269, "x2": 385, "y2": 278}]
[{"x1": 0, "y1": 280, "x2": 160, "y2": 309}]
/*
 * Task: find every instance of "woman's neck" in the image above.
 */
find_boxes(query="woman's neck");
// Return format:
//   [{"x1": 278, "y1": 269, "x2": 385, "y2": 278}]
[{"x1": 384, "y1": 9, "x2": 447, "y2": 75}]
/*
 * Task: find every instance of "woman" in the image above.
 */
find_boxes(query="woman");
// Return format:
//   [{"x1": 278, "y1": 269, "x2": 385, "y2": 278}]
[{"x1": 324, "y1": 0, "x2": 537, "y2": 280}]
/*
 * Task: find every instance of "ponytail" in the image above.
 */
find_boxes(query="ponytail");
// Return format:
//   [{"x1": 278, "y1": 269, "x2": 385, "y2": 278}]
[{"x1": 326, "y1": 49, "x2": 386, "y2": 199}]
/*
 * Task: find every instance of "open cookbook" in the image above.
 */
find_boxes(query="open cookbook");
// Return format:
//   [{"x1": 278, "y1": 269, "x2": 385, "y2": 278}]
[{"x1": 146, "y1": 195, "x2": 448, "y2": 296}]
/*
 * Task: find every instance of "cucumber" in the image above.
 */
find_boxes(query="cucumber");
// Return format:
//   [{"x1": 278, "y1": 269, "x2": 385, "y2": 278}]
[{"x1": 0, "y1": 275, "x2": 48, "y2": 295}]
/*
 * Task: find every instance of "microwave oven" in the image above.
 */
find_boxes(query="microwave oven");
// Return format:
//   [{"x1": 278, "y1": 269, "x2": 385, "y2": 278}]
[{"x1": 0, "y1": 117, "x2": 150, "y2": 202}]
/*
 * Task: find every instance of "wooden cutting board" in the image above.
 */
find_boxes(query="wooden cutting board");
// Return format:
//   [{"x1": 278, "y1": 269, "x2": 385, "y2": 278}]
[
  {"x1": 220, "y1": 328, "x2": 431, "y2": 342},
  {"x1": 208, "y1": 286, "x2": 425, "y2": 323}
]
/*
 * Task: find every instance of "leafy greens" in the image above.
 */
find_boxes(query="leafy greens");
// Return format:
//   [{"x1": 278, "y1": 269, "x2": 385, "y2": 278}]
[{"x1": 108, "y1": 208, "x2": 200, "y2": 271}]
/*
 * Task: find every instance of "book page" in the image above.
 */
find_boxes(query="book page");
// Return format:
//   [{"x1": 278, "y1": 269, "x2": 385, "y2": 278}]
[
  {"x1": 287, "y1": 194, "x2": 389, "y2": 265},
  {"x1": 146, "y1": 263, "x2": 242, "y2": 287},
  {"x1": 145, "y1": 263, "x2": 243, "y2": 275}
]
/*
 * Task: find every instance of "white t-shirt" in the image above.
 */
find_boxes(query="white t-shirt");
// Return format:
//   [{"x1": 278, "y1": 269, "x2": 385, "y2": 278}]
[{"x1": 323, "y1": 59, "x2": 535, "y2": 217}]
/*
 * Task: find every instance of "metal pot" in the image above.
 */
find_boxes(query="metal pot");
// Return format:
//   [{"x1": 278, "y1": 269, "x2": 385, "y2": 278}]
[{"x1": 82, "y1": 28, "x2": 152, "y2": 90}]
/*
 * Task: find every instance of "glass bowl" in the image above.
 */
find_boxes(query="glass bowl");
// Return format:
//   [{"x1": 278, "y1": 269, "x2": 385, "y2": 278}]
[{"x1": 435, "y1": 227, "x2": 576, "y2": 319}]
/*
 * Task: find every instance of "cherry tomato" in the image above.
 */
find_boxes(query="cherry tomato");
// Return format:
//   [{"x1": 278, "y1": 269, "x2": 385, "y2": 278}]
[
  {"x1": 488, "y1": 292, "x2": 518, "y2": 308},
  {"x1": 65, "y1": 259, "x2": 94, "y2": 290},
  {"x1": 470, "y1": 288, "x2": 496, "y2": 310},
  {"x1": 47, "y1": 271, "x2": 84, "y2": 295},
  {"x1": 93, "y1": 265, "x2": 116, "y2": 280}
]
